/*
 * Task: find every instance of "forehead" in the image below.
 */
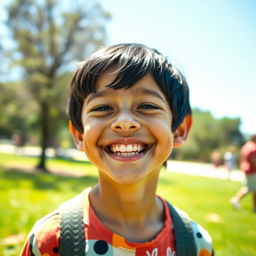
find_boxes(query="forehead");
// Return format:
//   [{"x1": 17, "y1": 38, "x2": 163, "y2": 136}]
[{"x1": 94, "y1": 70, "x2": 166, "y2": 99}]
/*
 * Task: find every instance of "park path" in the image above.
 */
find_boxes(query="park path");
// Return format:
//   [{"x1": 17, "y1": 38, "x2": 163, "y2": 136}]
[
  {"x1": 0, "y1": 143, "x2": 244, "y2": 182},
  {"x1": 167, "y1": 160, "x2": 244, "y2": 182}
]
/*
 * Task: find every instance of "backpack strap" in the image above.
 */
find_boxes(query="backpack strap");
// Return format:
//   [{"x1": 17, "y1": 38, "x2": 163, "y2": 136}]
[
  {"x1": 166, "y1": 201, "x2": 197, "y2": 256},
  {"x1": 59, "y1": 195, "x2": 197, "y2": 256},
  {"x1": 59, "y1": 193, "x2": 86, "y2": 256}
]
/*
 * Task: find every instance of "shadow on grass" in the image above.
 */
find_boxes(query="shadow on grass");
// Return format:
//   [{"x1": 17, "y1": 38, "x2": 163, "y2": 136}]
[{"x1": 0, "y1": 167, "x2": 98, "y2": 192}]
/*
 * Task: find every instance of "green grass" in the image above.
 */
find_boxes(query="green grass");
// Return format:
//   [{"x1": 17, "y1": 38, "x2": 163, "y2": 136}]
[
  {"x1": 0, "y1": 153, "x2": 255, "y2": 255},
  {"x1": 158, "y1": 171, "x2": 256, "y2": 255}
]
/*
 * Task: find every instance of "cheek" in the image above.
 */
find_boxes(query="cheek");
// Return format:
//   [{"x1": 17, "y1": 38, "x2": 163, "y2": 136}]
[
  {"x1": 150, "y1": 118, "x2": 173, "y2": 159},
  {"x1": 82, "y1": 120, "x2": 104, "y2": 153}
]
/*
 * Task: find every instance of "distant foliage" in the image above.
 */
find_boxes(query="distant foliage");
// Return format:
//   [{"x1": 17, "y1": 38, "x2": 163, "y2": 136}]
[
  {"x1": 1, "y1": 0, "x2": 110, "y2": 171},
  {"x1": 173, "y1": 108, "x2": 244, "y2": 162}
]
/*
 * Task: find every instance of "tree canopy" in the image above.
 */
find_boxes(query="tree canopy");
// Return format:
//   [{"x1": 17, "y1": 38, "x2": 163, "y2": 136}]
[
  {"x1": 173, "y1": 109, "x2": 244, "y2": 162},
  {"x1": 1, "y1": 0, "x2": 110, "y2": 171}
]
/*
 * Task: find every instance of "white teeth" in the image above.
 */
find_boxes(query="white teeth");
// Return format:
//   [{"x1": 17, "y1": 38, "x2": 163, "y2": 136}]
[
  {"x1": 117, "y1": 152, "x2": 139, "y2": 156},
  {"x1": 110, "y1": 144, "x2": 145, "y2": 153},
  {"x1": 120, "y1": 145, "x2": 126, "y2": 152},
  {"x1": 126, "y1": 145, "x2": 133, "y2": 151}
]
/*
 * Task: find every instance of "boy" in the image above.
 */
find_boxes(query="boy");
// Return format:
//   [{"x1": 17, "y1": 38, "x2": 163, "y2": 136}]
[{"x1": 21, "y1": 43, "x2": 213, "y2": 256}]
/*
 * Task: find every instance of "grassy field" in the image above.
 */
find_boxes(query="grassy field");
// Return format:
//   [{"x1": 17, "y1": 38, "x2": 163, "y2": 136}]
[{"x1": 0, "y1": 153, "x2": 255, "y2": 255}]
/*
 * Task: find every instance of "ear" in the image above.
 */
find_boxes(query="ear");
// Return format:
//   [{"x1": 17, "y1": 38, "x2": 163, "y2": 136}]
[
  {"x1": 173, "y1": 114, "x2": 192, "y2": 148},
  {"x1": 69, "y1": 121, "x2": 84, "y2": 151}
]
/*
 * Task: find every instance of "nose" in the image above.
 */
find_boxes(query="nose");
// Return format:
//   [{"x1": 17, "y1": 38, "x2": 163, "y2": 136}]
[{"x1": 111, "y1": 114, "x2": 140, "y2": 133}]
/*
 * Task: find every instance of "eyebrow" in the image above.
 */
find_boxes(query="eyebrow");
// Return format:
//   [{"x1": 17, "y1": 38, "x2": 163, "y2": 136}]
[
  {"x1": 86, "y1": 90, "x2": 110, "y2": 104},
  {"x1": 86, "y1": 87, "x2": 165, "y2": 103},
  {"x1": 134, "y1": 88, "x2": 165, "y2": 102}
]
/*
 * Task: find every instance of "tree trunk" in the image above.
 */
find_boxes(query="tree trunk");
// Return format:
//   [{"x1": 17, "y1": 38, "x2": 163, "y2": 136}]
[{"x1": 36, "y1": 101, "x2": 50, "y2": 172}]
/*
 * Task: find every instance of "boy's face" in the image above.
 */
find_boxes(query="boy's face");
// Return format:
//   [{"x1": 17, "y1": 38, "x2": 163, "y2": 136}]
[{"x1": 72, "y1": 70, "x2": 181, "y2": 184}]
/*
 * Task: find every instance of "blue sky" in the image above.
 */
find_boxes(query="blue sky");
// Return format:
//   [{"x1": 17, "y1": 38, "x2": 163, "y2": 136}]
[
  {"x1": 1, "y1": 0, "x2": 255, "y2": 134},
  {"x1": 99, "y1": 0, "x2": 256, "y2": 134}
]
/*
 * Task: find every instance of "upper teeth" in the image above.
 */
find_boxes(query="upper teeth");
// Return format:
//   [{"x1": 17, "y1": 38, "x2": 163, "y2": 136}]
[{"x1": 110, "y1": 144, "x2": 144, "y2": 153}]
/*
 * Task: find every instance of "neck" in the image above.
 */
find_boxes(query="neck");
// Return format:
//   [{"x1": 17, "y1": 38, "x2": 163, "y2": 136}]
[{"x1": 89, "y1": 169, "x2": 164, "y2": 241}]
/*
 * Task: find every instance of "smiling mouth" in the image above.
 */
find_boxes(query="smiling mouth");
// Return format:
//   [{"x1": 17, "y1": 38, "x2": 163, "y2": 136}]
[{"x1": 103, "y1": 143, "x2": 151, "y2": 161}]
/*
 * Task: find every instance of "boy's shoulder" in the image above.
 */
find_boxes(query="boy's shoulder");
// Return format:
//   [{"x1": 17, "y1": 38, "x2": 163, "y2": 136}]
[
  {"x1": 21, "y1": 190, "x2": 89, "y2": 256},
  {"x1": 22, "y1": 209, "x2": 60, "y2": 255},
  {"x1": 31, "y1": 188, "x2": 90, "y2": 235},
  {"x1": 190, "y1": 220, "x2": 213, "y2": 255},
  {"x1": 167, "y1": 203, "x2": 213, "y2": 256}
]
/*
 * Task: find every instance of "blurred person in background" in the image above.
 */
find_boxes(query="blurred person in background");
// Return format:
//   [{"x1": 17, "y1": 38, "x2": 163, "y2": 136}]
[
  {"x1": 224, "y1": 147, "x2": 237, "y2": 179},
  {"x1": 211, "y1": 150, "x2": 222, "y2": 168},
  {"x1": 230, "y1": 135, "x2": 256, "y2": 212}
]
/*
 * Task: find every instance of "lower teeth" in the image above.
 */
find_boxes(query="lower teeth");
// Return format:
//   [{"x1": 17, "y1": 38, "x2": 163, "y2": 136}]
[{"x1": 116, "y1": 152, "x2": 140, "y2": 156}]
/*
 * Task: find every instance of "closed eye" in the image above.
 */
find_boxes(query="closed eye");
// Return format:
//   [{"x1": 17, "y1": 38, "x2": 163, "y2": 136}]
[
  {"x1": 138, "y1": 103, "x2": 160, "y2": 110},
  {"x1": 91, "y1": 105, "x2": 113, "y2": 112}
]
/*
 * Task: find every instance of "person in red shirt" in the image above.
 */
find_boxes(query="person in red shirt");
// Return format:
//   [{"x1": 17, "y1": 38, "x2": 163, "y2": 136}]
[
  {"x1": 230, "y1": 135, "x2": 256, "y2": 211},
  {"x1": 21, "y1": 43, "x2": 213, "y2": 256}
]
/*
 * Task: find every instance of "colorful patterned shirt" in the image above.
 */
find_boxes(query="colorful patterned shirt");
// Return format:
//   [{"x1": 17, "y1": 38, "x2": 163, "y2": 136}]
[{"x1": 21, "y1": 188, "x2": 213, "y2": 256}]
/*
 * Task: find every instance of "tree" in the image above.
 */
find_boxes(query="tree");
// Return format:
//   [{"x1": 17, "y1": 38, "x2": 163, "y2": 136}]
[
  {"x1": 2, "y1": 0, "x2": 109, "y2": 171},
  {"x1": 173, "y1": 108, "x2": 244, "y2": 162},
  {"x1": 0, "y1": 81, "x2": 34, "y2": 142}
]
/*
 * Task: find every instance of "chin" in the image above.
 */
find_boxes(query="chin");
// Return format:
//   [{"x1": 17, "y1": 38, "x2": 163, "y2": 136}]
[{"x1": 110, "y1": 167, "x2": 157, "y2": 185}]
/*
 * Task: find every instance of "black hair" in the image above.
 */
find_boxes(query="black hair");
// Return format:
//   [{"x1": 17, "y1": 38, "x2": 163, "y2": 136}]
[{"x1": 68, "y1": 43, "x2": 191, "y2": 133}]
